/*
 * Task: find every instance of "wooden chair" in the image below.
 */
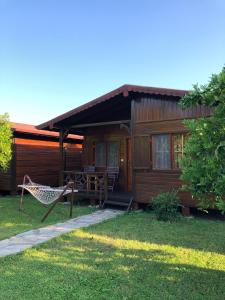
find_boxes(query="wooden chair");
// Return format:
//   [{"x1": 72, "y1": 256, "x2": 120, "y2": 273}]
[
  {"x1": 107, "y1": 167, "x2": 119, "y2": 192},
  {"x1": 83, "y1": 166, "x2": 96, "y2": 172}
]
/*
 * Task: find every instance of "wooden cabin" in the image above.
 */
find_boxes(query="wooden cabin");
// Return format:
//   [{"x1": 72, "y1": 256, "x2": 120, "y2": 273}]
[
  {"x1": 0, "y1": 123, "x2": 82, "y2": 194},
  {"x1": 37, "y1": 84, "x2": 212, "y2": 213}
]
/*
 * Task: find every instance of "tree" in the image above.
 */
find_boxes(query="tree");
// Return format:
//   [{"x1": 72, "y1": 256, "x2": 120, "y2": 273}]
[
  {"x1": 180, "y1": 67, "x2": 225, "y2": 213},
  {"x1": 0, "y1": 113, "x2": 12, "y2": 171}
]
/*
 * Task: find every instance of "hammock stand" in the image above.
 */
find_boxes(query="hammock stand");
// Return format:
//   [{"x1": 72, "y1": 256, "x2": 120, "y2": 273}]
[{"x1": 18, "y1": 175, "x2": 76, "y2": 222}]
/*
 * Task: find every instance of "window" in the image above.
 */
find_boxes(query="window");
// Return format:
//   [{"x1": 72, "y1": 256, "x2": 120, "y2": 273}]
[
  {"x1": 95, "y1": 141, "x2": 119, "y2": 167},
  {"x1": 172, "y1": 134, "x2": 185, "y2": 169},
  {"x1": 152, "y1": 133, "x2": 186, "y2": 170},
  {"x1": 95, "y1": 142, "x2": 106, "y2": 167},
  {"x1": 107, "y1": 141, "x2": 119, "y2": 167},
  {"x1": 152, "y1": 134, "x2": 171, "y2": 169}
]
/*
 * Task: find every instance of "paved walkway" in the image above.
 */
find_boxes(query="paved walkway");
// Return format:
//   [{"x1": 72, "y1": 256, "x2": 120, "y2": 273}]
[{"x1": 0, "y1": 209, "x2": 123, "y2": 258}]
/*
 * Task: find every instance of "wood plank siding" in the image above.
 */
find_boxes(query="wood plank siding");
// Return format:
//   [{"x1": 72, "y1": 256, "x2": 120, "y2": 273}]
[
  {"x1": 132, "y1": 97, "x2": 212, "y2": 206},
  {"x1": 0, "y1": 137, "x2": 82, "y2": 193},
  {"x1": 0, "y1": 169, "x2": 12, "y2": 192},
  {"x1": 133, "y1": 97, "x2": 212, "y2": 123}
]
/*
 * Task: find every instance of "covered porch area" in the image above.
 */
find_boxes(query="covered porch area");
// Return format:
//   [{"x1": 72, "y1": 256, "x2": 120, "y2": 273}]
[
  {"x1": 37, "y1": 85, "x2": 134, "y2": 210},
  {"x1": 61, "y1": 119, "x2": 133, "y2": 210}
]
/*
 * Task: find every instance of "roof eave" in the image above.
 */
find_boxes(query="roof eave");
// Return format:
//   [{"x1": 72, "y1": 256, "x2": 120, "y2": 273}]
[{"x1": 37, "y1": 84, "x2": 188, "y2": 130}]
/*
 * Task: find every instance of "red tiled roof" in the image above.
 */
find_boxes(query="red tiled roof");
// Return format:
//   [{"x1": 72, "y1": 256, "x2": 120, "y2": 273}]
[
  {"x1": 11, "y1": 122, "x2": 83, "y2": 140},
  {"x1": 37, "y1": 84, "x2": 188, "y2": 130}
]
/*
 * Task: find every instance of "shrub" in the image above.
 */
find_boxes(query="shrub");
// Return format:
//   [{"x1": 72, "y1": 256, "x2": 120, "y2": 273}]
[
  {"x1": 180, "y1": 67, "x2": 225, "y2": 214},
  {"x1": 0, "y1": 113, "x2": 12, "y2": 171},
  {"x1": 152, "y1": 191, "x2": 179, "y2": 221}
]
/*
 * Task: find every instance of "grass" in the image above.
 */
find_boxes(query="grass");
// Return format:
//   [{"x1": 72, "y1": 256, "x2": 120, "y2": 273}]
[
  {"x1": 0, "y1": 195, "x2": 95, "y2": 240},
  {"x1": 0, "y1": 211, "x2": 225, "y2": 299}
]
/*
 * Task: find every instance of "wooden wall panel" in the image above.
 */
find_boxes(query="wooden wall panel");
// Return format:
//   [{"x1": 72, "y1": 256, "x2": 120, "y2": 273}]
[
  {"x1": 133, "y1": 135, "x2": 150, "y2": 168},
  {"x1": 65, "y1": 146, "x2": 82, "y2": 171},
  {"x1": 135, "y1": 171, "x2": 196, "y2": 206},
  {"x1": 133, "y1": 97, "x2": 212, "y2": 123},
  {"x1": 0, "y1": 169, "x2": 11, "y2": 191},
  {"x1": 16, "y1": 143, "x2": 60, "y2": 187},
  {"x1": 132, "y1": 98, "x2": 204, "y2": 207},
  {"x1": 0, "y1": 138, "x2": 82, "y2": 192},
  {"x1": 134, "y1": 119, "x2": 187, "y2": 135}
]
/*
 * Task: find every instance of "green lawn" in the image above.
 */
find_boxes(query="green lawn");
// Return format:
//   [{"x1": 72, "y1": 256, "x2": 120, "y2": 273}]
[
  {"x1": 0, "y1": 195, "x2": 95, "y2": 240},
  {"x1": 0, "y1": 211, "x2": 225, "y2": 299}
]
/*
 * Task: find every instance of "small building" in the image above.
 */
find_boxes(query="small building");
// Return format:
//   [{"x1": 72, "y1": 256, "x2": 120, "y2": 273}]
[
  {"x1": 0, "y1": 122, "x2": 83, "y2": 194},
  {"x1": 37, "y1": 84, "x2": 212, "y2": 213}
]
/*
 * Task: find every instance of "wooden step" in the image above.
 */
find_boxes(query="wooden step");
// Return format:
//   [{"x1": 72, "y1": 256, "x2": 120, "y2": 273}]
[
  {"x1": 103, "y1": 193, "x2": 134, "y2": 211},
  {"x1": 104, "y1": 200, "x2": 129, "y2": 206},
  {"x1": 107, "y1": 197, "x2": 131, "y2": 203}
]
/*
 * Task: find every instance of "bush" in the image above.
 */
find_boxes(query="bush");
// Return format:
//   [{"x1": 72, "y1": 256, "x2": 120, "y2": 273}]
[
  {"x1": 152, "y1": 191, "x2": 179, "y2": 221},
  {"x1": 0, "y1": 113, "x2": 12, "y2": 171},
  {"x1": 180, "y1": 67, "x2": 225, "y2": 214}
]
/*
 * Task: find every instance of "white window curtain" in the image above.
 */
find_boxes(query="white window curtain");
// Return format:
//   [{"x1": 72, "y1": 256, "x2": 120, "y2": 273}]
[
  {"x1": 95, "y1": 142, "x2": 106, "y2": 167},
  {"x1": 153, "y1": 134, "x2": 171, "y2": 169},
  {"x1": 107, "y1": 141, "x2": 119, "y2": 167}
]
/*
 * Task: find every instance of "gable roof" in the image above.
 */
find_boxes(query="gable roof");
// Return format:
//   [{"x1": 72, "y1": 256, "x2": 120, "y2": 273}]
[{"x1": 37, "y1": 84, "x2": 188, "y2": 130}]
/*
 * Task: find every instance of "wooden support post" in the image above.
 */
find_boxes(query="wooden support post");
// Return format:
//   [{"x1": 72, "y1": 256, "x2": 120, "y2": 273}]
[
  {"x1": 10, "y1": 139, "x2": 17, "y2": 195},
  {"x1": 19, "y1": 185, "x2": 25, "y2": 211},
  {"x1": 104, "y1": 172, "x2": 108, "y2": 204},
  {"x1": 70, "y1": 182, "x2": 74, "y2": 218},
  {"x1": 41, "y1": 181, "x2": 74, "y2": 222},
  {"x1": 41, "y1": 195, "x2": 63, "y2": 222},
  {"x1": 59, "y1": 129, "x2": 68, "y2": 186},
  {"x1": 130, "y1": 100, "x2": 136, "y2": 202},
  {"x1": 19, "y1": 175, "x2": 31, "y2": 211}
]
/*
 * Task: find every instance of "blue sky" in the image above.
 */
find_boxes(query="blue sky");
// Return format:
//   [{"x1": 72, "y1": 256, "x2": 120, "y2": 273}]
[{"x1": 0, "y1": 0, "x2": 224, "y2": 125}]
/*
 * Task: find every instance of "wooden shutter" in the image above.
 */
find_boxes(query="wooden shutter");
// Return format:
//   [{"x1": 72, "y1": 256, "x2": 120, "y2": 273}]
[{"x1": 133, "y1": 135, "x2": 150, "y2": 169}]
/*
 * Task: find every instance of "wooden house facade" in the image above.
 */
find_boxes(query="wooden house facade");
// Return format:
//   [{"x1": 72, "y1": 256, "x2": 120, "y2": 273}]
[
  {"x1": 0, "y1": 123, "x2": 82, "y2": 194},
  {"x1": 37, "y1": 85, "x2": 211, "y2": 212}
]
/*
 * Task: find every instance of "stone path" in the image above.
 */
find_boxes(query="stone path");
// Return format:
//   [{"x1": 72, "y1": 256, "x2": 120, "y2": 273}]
[{"x1": 0, "y1": 209, "x2": 124, "y2": 258}]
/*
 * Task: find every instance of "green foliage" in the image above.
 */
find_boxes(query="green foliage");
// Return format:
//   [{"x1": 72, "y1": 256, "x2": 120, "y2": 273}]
[
  {"x1": 180, "y1": 67, "x2": 225, "y2": 213},
  {"x1": 0, "y1": 113, "x2": 12, "y2": 171},
  {"x1": 152, "y1": 190, "x2": 179, "y2": 221}
]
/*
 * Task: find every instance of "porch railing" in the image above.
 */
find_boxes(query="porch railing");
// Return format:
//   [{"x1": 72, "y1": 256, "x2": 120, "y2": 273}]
[{"x1": 63, "y1": 171, "x2": 108, "y2": 204}]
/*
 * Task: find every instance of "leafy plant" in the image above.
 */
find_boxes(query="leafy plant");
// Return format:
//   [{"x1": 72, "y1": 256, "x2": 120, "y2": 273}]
[
  {"x1": 180, "y1": 66, "x2": 225, "y2": 214},
  {"x1": 0, "y1": 113, "x2": 12, "y2": 171},
  {"x1": 152, "y1": 190, "x2": 179, "y2": 221}
]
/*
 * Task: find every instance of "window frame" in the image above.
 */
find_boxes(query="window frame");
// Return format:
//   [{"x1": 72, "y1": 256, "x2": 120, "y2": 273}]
[
  {"x1": 94, "y1": 142, "x2": 107, "y2": 167},
  {"x1": 94, "y1": 140, "x2": 120, "y2": 168},
  {"x1": 151, "y1": 132, "x2": 186, "y2": 171},
  {"x1": 152, "y1": 134, "x2": 171, "y2": 170},
  {"x1": 172, "y1": 133, "x2": 186, "y2": 170}
]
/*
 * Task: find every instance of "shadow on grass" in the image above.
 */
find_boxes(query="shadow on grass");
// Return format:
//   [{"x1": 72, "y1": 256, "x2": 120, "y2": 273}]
[
  {"x1": 0, "y1": 228, "x2": 225, "y2": 300},
  {"x1": 86, "y1": 211, "x2": 225, "y2": 255}
]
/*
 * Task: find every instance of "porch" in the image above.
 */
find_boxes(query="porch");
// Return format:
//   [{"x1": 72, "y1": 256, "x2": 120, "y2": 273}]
[
  {"x1": 63, "y1": 170, "x2": 133, "y2": 211},
  {"x1": 37, "y1": 86, "x2": 135, "y2": 209}
]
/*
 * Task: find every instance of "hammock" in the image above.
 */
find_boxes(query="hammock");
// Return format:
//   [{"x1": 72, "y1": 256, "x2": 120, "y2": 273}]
[{"x1": 18, "y1": 175, "x2": 76, "y2": 222}]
